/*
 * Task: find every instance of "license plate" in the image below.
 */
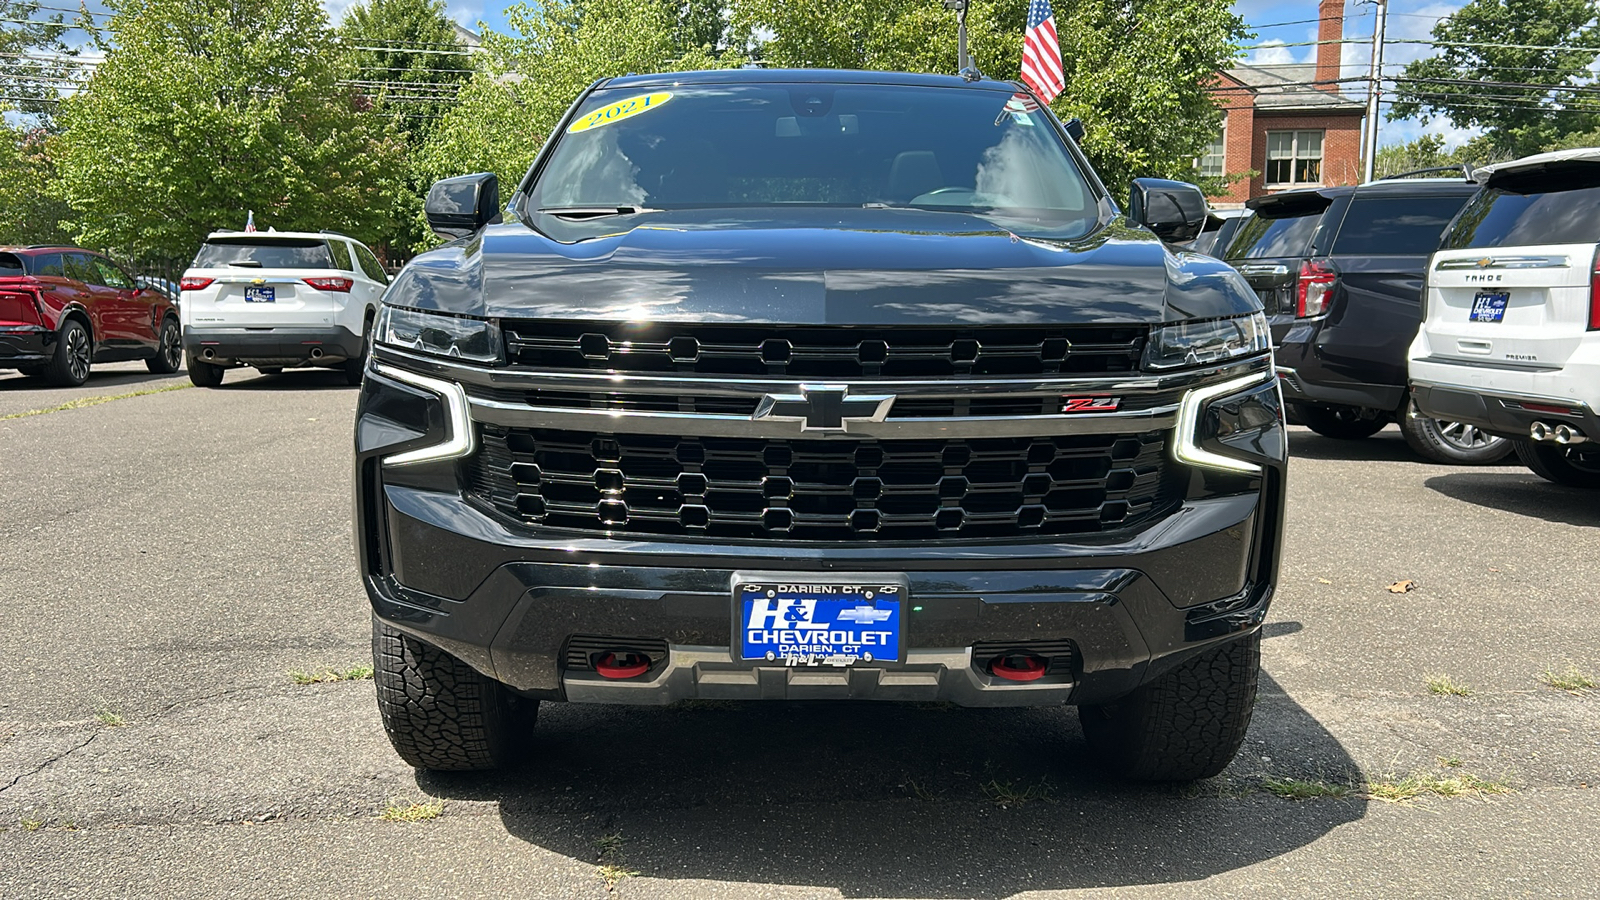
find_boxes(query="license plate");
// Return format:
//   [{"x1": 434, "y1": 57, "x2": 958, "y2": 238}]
[
  {"x1": 737, "y1": 580, "x2": 902, "y2": 666},
  {"x1": 244, "y1": 286, "x2": 275, "y2": 303},
  {"x1": 1470, "y1": 291, "x2": 1508, "y2": 323}
]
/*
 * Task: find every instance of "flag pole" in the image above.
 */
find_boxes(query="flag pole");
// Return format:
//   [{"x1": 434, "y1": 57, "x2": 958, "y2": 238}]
[{"x1": 943, "y1": 0, "x2": 970, "y2": 72}]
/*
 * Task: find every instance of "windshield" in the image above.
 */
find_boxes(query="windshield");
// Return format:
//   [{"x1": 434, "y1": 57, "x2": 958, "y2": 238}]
[
  {"x1": 528, "y1": 83, "x2": 1100, "y2": 242},
  {"x1": 193, "y1": 239, "x2": 334, "y2": 269}
]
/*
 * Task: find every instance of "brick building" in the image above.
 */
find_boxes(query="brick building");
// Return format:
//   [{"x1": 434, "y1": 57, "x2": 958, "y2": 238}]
[{"x1": 1202, "y1": 0, "x2": 1366, "y2": 205}]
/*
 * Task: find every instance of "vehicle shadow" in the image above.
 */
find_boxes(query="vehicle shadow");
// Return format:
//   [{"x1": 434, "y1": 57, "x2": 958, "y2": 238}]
[
  {"x1": 216, "y1": 369, "x2": 356, "y2": 391},
  {"x1": 419, "y1": 670, "x2": 1363, "y2": 897},
  {"x1": 0, "y1": 369, "x2": 180, "y2": 392},
  {"x1": 1286, "y1": 427, "x2": 1422, "y2": 463},
  {"x1": 1425, "y1": 472, "x2": 1600, "y2": 527}
]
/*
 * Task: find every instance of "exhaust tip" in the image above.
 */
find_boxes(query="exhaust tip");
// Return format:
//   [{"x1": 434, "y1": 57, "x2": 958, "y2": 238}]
[
  {"x1": 593, "y1": 651, "x2": 652, "y2": 680},
  {"x1": 988, "y1": 652, "x2": 1048, "y2": 683},
  {"x1": 309, "y1": 347, "x2": 324, "y2": 360},
  {"x1": 1554, "y1": 424, "x2": 1587, "y2": 445},
  {"x1": 1529, "y1": 421, "x2": 1551, "y2": 441},
  {"x1": 201, "y1": 347, "x2": 216, "y2": 360}
]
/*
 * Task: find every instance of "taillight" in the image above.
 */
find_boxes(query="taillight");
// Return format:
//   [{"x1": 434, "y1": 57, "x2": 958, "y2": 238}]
[
  {"x1": 0, "y1": 288, "x2": 42, "y2": 326},
  {"x1": 1296, "y1": 259, "x2": 1336, "y2": 318},
  {"x1": 303, "y1": 277, "x2": 353, "y2": 293},
  {"x1": 180, "y1": 276, "x2": 214, "y2": 291},
  {"x1": 1589, "y1": 246, "x2": 1599, "y2": 330}
]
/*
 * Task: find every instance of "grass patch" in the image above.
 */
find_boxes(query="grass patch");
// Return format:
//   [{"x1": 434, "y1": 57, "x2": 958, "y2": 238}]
[
  {"x1": 1367, "y1": 770, "x2": 1513, "y2": 803},
  {"x1": 93, "y1": 706, "x2": 126, "y2": 727},
  {"x1": 1540, "y1": 665, "x2": 1598, "y2": 694},
  {"x1": 981, "y1": 777, "x2": 1054, "y2": 806},
  {"x1": 1425, "y1": 674, "x2": 1473, "y2": 697},
  {"x1": 595, "y1": 831, "x2": 639, "y2": 891},
  {"x1": 289, "y1": 665, "x2": 375, "y2": 685},
  {"x1": 379, "y1": 798, "x2": 444, "y2": 822},
  {"x1": 1262, "y1": 776, "x2": 1351, "y2": 800},
  {"x1": 21, "y1": 819, "x2": 42, "y2": 832},
  {"x1": 0, "y1": 383, "x2": 191, "y2": 421},
  {"x1": 1437, "y1": 755, "x2": 1463, "y2": 768}
]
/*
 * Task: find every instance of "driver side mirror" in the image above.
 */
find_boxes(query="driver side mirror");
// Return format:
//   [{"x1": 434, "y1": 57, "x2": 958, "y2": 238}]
[
  {"x1": 426, "y1": 173, "x2": 501, "y2": 240},
  {"x1": 1128, "y1": 178, "x2": 1209, "y2": 244}
]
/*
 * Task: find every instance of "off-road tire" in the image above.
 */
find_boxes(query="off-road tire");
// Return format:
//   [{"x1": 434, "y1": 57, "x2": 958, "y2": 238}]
[
  {"x1": 1079, "y1": 631, "x2": 1260, "y2": 782},
  {"x1": 1297, "y1": 403, "x2": 1387, "y2": 440},
  {"x1": 343, "y1": 315, "x2": 373, "y2": 386},
  {"x1": 372, "y1": 617, "x2": 534, "y2": 771},
  {"x1": 186, "y1": 353, "x2": 224, "y2": 388},
  {"x1": 1398, "y1": 400, "x2": 1513, "y2": 464},
  {"x1": 146, "y1": 316, "x2": 183, "y2": 374},
  {"x1": 1514, "y1": 439, "x2": 1600, "y2": 489},
  {"x1": 43, "y1": 318, "x2": 91, "y2": 386}
]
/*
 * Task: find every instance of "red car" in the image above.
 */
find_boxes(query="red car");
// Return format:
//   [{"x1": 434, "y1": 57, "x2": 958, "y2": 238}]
[{"x1": 0, "y1": 246, "x2": 182, "y2": 385}]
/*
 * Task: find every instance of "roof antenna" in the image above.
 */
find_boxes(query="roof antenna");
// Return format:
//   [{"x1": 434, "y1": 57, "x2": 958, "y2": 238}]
[{"x1": 943, "y1": 0, "x2": 971, "y2": 72}]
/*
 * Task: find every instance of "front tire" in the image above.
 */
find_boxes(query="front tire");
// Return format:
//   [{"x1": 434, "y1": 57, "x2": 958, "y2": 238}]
[
  {"x1": 186, "y1": 352, "x2": 224, "y2": 388},
  {"x1": 1398, "y1": 400, "x2": 1513, "y2": 464},
  {"x1": 1515, "y1": 440, "x2": 1600, "y2": 489},
  {"x1": 372, "y1": 618, "x2": 534, "y2": 771},
  {"x1": 146, "y1": 316, "x2": 182, "y2": 374},
  {"x1": 1079, "y1": 631, "x2": 1260, "y2": 782},
  {"x1": 1296, "y1": 403, "x2": 1387, "y2": 440},
  {"x1": 43, "y1": 319, "x2": 92, "y2": 386}
]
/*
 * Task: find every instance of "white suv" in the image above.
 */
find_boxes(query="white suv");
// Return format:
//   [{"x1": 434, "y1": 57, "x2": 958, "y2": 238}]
[
  {"x1": 179, "y1": 230, "x2": 389, "y2": 386},
  {"x1": 1408, "y1": 148, "x2": 1600, "y2": 488}
]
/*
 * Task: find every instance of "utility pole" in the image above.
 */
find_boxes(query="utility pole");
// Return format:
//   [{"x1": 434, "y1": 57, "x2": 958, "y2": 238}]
[
  {"x1": 944, "y1": 0, "x2": 970, "y2": 72},
  {"x1": 1362, "y1": 0, "x2": 1388, "y2": 182}
]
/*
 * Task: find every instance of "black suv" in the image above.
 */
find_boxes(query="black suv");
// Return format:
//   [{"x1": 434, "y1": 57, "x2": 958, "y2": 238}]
[
  {"x1": 355, "y1": 70, "x2": 1285, "y2": 781},
  {"x1": 1224, "y1": 176, "x2": 1509, "y2": 463}
]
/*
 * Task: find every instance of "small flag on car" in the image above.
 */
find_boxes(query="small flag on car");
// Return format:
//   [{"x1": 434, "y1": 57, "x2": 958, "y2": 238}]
[
  {"x1": 245, "y1": 210, "x2": 256, "y2": 233},
  {"x1": 1020, "y1": 0, "x2": 1065, "y2": 105}
]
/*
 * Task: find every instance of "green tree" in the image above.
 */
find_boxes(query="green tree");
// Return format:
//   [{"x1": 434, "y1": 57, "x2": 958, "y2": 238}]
[
  {"x1": 338, "y1": 0, "x2": 470, "y2": 146},
  {"x1": 53, "y1": 0, "x2": 408, "y2": 260},
  {"x1": 0, "y1": 125, "x2": 72, "y2": 244},
  {"x1": 0, "y1": 0, "x2": 76, "y2": 129},
  {"x1": 730, "y1": 0, "x2": 1246, "y2": 194},
  {"x1": 416, "y1": 0, "x2": 740, "y2": 248},
  {"x1": 1388, "y1": 0, "x2": 1600, "y2": 158}
]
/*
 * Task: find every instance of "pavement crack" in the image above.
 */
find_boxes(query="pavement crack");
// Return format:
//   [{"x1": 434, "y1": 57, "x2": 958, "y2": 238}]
[{"x1": 0, "y1": 728, "x2": 100, "y2": 797}]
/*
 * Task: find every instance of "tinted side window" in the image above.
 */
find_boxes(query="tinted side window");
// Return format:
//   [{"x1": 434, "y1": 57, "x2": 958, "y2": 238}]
[
  {"x1": 92, "y1": 257, "x2": 135, "y2": 289},
  {"x1": 354, "y1": 244, "x2": 389, "y2": 285},
  {"x1": 192, "y1": 240, "x2": 335, "y2": 269},
  {"x1": 65, "y1": 252, "x2": 99, "y2": 284},
  {"x1": 33, "y1": 253, "x2": 65, "y2": 277},
  {"x1": 1331, "y1": 194, "x2": 1473, "y2": 256},
  {"x1": 1443, "y1": 184, "x2": 1600, "y2": 250},
  {"x1": 0, "y1": 252, "x2": 24, "y2": 276},
  {"x1": 1224, "y1": 211, "x2": 1323, "y2": 259},
  {"x1": 327, "y1": 239, "x2": 353, "y2": 272}
]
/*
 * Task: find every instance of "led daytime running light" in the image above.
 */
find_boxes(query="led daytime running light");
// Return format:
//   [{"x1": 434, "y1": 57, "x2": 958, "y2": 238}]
[
  {"x1": 1172, "y1": 371, "x2": 1275, "y2": 474},
  {"x1": 375, "y1": 364, "x2": 476, "y2": 467}
]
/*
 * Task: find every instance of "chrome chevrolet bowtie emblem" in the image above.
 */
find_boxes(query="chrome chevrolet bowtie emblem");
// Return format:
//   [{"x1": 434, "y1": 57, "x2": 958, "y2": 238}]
[
  {"x1": 1476, "y1": 258, "x2": 1494, "y2": 268},
  {"x1": 753, "y1": 384, "x2": 895, "y2": 432}
]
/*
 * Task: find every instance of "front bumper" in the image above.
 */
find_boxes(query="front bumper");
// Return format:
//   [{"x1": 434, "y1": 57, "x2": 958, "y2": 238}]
[
  {"x1": 183, "y1": 325, "x2": 364, "y2": 365},
  {"x1": 0, "y1": 325, "x2": 50, "y2": 368},
  {"x1": 356, "y1": 351, "x2": 1287, "y2": 708}
]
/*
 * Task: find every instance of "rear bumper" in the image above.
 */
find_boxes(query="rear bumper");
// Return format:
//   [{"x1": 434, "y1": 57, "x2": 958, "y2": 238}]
[
  {"x1": 0, "y1": 325, "x2": 50, "y2": 367},
  {"x1": 1411, "y1": 382, "x2": 1600, "y2": 441},
  {"x1": 1276, "y1": 366, "x2": 1403, "y2": 413},
  {"x1": 1273, "y1": 317, "x2": 1405, "y2": 414},
  {"x1": 1410, "y1": 346, "x2": 1600, "y2": 440},
  {"x1": 183, "y1": 325, "x2": 363, "y2": 365}
]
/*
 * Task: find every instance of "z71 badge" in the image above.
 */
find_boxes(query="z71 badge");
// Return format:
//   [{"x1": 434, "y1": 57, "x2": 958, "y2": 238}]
[{"x1": 1062, "y1": 396, "x2": 1121, "y2": 413}]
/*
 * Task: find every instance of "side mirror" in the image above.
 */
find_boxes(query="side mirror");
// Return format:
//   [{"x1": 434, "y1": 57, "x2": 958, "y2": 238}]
[
  {"x1": 426, "y1": 173, "x2": 501, "y2": 240},
  {"x1": 1128, "y1": 177, "x2": 1208, "y2": 244}
]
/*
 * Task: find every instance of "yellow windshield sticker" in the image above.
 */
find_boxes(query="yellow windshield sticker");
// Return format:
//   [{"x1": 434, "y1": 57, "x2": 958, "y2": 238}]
[{"x1": 567, "y1": 92, "x2": 673, "y2": 133}]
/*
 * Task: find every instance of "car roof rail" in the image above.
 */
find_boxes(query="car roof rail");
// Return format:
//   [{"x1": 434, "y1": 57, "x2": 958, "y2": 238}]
[
  {"x1": 1378, "y1": 165, "x2": 1472, "y2": 181},
  {"x1": 318, "y1": 230, "x2": 354, "y2": 240}
]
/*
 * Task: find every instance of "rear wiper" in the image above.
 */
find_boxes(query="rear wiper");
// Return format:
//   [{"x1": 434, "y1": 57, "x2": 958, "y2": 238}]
[
  {"x1": 538, "y1": 206, "x2": 661, "y2": 219},
  {"x1": 227, "y1": 261, "x2": 263, "y2": 268}
]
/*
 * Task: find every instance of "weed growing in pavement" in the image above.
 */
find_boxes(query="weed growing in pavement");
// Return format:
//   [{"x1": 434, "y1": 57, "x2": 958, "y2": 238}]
[
  {"x1": 0, "y1": 384, "x2": 191, "y2": 421},
  {"x1": 1437, "y1": 755, "x2": 1464, "y2": 768},
  {"x1": 379, "y1": 798, "x2": 443, "y2": 822},
  {"x1": 981, "y1": 777, "x2": 1054, "y2": 806},
  {"x1": 595, "y1": 831, "x2": 639, "y2": 891},
  {"x1": 21, "y1": 820, "x2": 42, "y2": 832},
  {"x1": 1539, "y1": 665, "x2": 1598, "y2": 694},
  {"x1": 899, "y1": 777, "x2": 936, "y2": 801},
  {"x1": 1425, "y1": 674, "x2": 1473, "y2": 697},
  {"x1": 1262, "y1": 776, "x2": 1352, "y2": 800},
  {"x1": 1366, "y1": 770, "x2": 1513, "y2": 803},
  {"x1": 93, "y1": 707, "x2": 126, "y2": 727},
  {"x1": 289, "y1": 666, "x2": 375, "y2": 685},
  {"x1": 1177, "y1": 776, "x2": 1253, "y2": 800}
]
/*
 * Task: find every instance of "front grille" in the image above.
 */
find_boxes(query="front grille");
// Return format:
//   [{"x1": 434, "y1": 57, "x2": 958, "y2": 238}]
[
  {"x1": 467, "y1": 426, "x2": 1171, "y2": 542},
  {"x1": 468, "y1": 388, "x2": 1168, "y2": 420},
  {"x1": 502, "y1": 322, "x2": 1146, "y2": 378}
]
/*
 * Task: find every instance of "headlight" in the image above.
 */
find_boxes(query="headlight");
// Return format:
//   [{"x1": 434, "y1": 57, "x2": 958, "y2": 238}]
[
  {"x1": 375, "y1": 305, "x2": 502, "y2": 364},
  {"x1": 1144, "y1": 312, "x2": 1270, "y2": 371}
]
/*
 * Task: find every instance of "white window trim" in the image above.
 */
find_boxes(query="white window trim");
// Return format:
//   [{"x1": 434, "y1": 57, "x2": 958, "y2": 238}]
[{"x1": 1264, "y1": 129, "x2": 1325, "y2": 188}]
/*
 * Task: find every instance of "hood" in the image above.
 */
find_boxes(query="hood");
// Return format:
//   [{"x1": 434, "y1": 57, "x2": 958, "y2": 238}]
[{"x1": 388, "y1": 208, "x2": 1257, "y2": 326}]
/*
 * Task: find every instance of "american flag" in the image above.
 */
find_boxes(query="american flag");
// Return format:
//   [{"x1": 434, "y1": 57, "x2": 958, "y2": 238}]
[{"x1": 1020, "y1": 0, "x2": 1064, "y2": 105}]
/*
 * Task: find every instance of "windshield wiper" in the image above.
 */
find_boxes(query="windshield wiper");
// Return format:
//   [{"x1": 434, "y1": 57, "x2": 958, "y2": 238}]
[{"x1": 538, "y1": 206, "x2": 661, "y2": 219}]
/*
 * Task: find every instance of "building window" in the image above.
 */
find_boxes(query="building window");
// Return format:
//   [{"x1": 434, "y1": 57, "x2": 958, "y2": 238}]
[
  {"x1": 1266, "y1": 130, "x2": 1324, "y2": 186},
  {"x1": 1198, "y1": 125, "x2": 1227, "y2": 178}
]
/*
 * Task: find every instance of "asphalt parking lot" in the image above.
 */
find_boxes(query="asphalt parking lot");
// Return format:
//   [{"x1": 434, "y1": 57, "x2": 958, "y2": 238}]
[{"x1": 2, "y1": 362, "x2": 1597, "y2": 899}]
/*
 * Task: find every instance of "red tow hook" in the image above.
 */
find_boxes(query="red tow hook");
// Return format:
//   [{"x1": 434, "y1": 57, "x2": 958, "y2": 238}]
[
  {"x1": 989, "y1": 652, "x2": 1048, "y2": 682},
  {"x1": 594, "y1": 651, "x2": 652, "y2": 679}
]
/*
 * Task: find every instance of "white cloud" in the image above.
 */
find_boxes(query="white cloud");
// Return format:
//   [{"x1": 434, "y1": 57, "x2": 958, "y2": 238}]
[{"x1": 1248, "y1": 40, "x2": 1300, "y2": 66}]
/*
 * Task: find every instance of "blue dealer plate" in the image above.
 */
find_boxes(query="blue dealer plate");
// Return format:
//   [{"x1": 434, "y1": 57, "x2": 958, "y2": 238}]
[
  {"x1": 244, "y1": 286, "x2": 275, "y2": 303},
  {"x1": 738, "y1": 581, "x2": 902, "y2": 665},
  {"x1": 1470, "y1": 291, "x2": 1508, "y2": 323}
]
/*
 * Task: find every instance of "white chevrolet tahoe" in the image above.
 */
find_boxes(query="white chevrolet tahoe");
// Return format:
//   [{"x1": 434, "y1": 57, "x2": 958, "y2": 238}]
[
  {"x1": 1408, "y1": 148, "x2": 1600, "y2": 488},
  {"x1": 179, "y1": 230, "x2": 389, "y2": 387}
]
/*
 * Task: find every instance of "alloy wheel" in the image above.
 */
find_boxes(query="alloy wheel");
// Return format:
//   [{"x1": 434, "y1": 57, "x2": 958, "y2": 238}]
[
  {"x1": 161, "y1": 322, "x2": 182, "y2": 369},
  {"x1": 67, "y1": 327, "x2": 90, "y2": 381},
  {"x1": 1433, "y1": 419, "x2": 1503, "y2": 453}
]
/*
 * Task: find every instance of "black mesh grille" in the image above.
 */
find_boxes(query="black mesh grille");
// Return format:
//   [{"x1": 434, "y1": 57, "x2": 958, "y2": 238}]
[
  {"x1": 502, "y1": 322, "x2": 1146, "y2": 378},
  {"x1": 467, "y1": 426, "x2": 1172, "y2": 542}
]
